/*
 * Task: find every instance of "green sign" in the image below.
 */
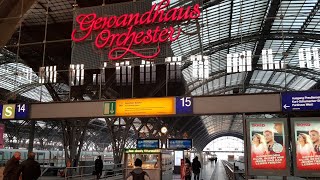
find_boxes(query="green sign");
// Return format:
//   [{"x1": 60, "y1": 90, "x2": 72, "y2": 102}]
[
  {"x1": 125, "y1": 149, "x2": 161, "y2": 154},
  {"x1": 103, "y1": 102, "x2": 116, "y2": 115}
]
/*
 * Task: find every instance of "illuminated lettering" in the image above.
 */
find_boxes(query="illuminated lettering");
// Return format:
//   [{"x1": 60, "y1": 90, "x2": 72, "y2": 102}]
[{"x1": 71, "y1": 0, "x2": 201, "y2": 60}]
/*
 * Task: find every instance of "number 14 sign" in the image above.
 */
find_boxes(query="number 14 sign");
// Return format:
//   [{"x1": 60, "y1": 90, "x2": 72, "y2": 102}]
[
  {"x1": 0, "y1": 104, "x2": 29, "y2": 120},
  {"x1": 176, "y1": 97, "x2": 193, "y2": 115}
]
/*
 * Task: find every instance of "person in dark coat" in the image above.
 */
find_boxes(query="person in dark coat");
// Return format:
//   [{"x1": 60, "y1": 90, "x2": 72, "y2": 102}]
[
  {"x1": 95, "y1": 155, "x2": 103, "y2": 179},
  {"x1": 192, "y1": 156, "x2": 201, "y2": 180},
  {"x1": 3, "y1": 151, "x2": 21, "y2": 180},
  {"x1": 19, "y1": 152, "x2": 41, "y2": 180}
]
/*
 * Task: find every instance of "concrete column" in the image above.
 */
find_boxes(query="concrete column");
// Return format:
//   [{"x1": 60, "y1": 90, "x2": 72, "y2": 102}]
[{"x1": 0, "y1": 0, "x2": 37, "y2": 47}]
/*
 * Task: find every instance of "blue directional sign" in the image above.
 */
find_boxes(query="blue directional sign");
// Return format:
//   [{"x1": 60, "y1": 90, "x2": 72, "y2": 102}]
[
  {"x1": 0, "y1": 104, "x2": 29, "y2": 120},
  {"x1": 168, "y1": 139, "x2": 192, "y2": 149},
  {"x1": 137, "y1": 139, "x2": 159, "y2": 149},
  {"x1": 175, "y1": 97, "x2": 193, "y2": 115},
  {"x1": 281, "y1": 91, "x2": 320, "y2": 112}
]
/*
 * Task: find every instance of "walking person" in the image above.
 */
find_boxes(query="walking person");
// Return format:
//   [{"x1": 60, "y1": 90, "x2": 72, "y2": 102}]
[
  {"x1": 95, "y1": 155, "x2": 103, "y2": 179},
  {"x1": 19, "y1": 152, "x2": 41, "y2": 180},
  {"x1": 184, "y1": 158, "x2": 192, "y2": 180},
  {"x1": 192, "y1": 156, "x2": 201, "y2": 180},
  {"x1": 3, "y1": 151, "x2": 21, "y2": 180}
]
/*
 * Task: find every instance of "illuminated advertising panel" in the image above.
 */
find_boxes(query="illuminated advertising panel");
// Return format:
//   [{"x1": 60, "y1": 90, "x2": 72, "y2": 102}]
[
  {"x1": 246, "y1": 118, "x2": 290, "y2": 176},
  {"x1": 291, "y1": 117, "x2": 320, "y2": 177}
]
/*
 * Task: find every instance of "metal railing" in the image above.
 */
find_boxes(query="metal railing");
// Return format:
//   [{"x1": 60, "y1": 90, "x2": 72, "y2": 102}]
[{"x1": 63, "y1": 164, "x2": 123, "y2": 180}]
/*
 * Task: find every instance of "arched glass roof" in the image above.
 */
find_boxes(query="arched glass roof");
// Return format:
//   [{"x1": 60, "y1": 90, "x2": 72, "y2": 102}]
[{"x1": 0, "y1": 0, "x2": 319, "y2": 150}]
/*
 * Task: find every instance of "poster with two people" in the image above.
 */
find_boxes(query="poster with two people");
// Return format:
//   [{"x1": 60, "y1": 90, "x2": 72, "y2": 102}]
[
  {"x1": 247, "y1": 118, "x2": 290, "y2": 176},
  {"x1": 291, "y1": 118, "x2": 320, "y2": 177}
]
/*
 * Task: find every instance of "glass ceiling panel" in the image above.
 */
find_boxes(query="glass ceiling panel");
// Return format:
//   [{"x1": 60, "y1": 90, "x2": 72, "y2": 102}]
[
  {"x1": 271, "y1": 0, "x2": 318, "y2": 32},
  {"x1": 0, "y1": 63, "x2": 52, "y2": 102}
]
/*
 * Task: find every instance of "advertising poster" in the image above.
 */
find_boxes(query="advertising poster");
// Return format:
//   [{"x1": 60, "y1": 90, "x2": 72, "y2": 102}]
[
  {"x1": 0, "y1": 124, "x2": 4, "y2": 148},
  {"x1": 291, "y1": 118, "x2": 320, "y2": 177},
  {"x1": 246, "y1": 118, "x2": 290, "y2": 176}
]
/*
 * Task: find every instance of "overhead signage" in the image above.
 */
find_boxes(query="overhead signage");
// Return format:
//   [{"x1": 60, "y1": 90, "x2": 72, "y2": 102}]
[
  {"x1": 291, "y1": 118, "x2": 320, "y2": 177},
  {"x1": 125, "y1": 149, "x2": 161, "y2": 154},
  {"x1": 246, "y1": 118, "x2": 290, "y2": 176},
  {"x1": 281, "y1": 91, "x2": 320, "y2": 112},
  {"x1": 116, "y1": 97, "x2": 175, "y2": 116},
  {"x1": 175, "y1": 97, "x2": 193, "y2": 115},
  {"x1": 137, "y1": 139, "x2": 160, "y2": 149},
  {"x1": 103, "y1": 102, "x2": 116, "y2": 115},
  {"x1": 0, "y1": 104, "x2": 29, "y2": 120},
  {"x1": 71, "y1": 0, "x2": 200, "y2": 60},
  {"x1": 168, "y1": 139, "x2": 192, "y2": 149}
]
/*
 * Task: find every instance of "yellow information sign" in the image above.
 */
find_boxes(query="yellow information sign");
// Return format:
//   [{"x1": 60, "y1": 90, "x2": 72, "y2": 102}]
[{"x1": 116, "y1": 97, "x2": 175, "y2": 116}]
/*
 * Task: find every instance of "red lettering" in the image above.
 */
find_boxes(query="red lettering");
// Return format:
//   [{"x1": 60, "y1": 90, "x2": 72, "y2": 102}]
[
  {"x1": 252, "y1": 124, "x2": 266, "y2": 127},
  {"x1": 107, "y1": 16, "x2": 117, "y2": 28},
  {"x1": 159, "y1": 28, "x2": 169, "y2": 42},
  {"x1": 134, "y1": 32, "x2": 145, "y2": 44},
  {"x1": 71, "y1": 0, "x2": 200, "y2": 60},
  {"x1": 116, "y1": 14, "x2": 128, "y2": 27},
  {"x1": 93, "y1": 17, "x2": 103, "y2": 30},
  {"x1": 190, "y1": 4, "x2": 201, "y2": 19},
  {"x1": 297, "y1": 123, "x2": 311, "y2": 126}
]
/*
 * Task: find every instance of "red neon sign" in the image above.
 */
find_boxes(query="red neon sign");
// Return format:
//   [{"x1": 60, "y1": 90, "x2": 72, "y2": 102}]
[{"x1": 71, "y1": 0, "x2": 200, "y2": 60}]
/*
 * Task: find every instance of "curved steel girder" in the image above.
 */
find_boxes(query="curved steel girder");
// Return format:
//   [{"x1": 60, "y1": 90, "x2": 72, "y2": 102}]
[
  {"x1": 186, "y1": 116, "x2": 212, "y2": 137},
  {"x1": 187, "y1": 32, "x2": 320, "y2": 57},
  {"x1": 197, "y1": 131, "x2": 244, "y2": 150},
  {"x1": 186, "y1": 66, "x2": 320, "y2": 94},
  {"x1": 195, "y1": 83, "x2": 293, "y2": 96}
]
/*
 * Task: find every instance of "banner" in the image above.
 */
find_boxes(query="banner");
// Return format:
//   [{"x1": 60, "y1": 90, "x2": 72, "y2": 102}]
[
  {"x1": 246, "y1": 118, "x2": 290, "y2": 176},
  {"x1": 291, "y1": 118, "x2": 320, "y2": 177}
]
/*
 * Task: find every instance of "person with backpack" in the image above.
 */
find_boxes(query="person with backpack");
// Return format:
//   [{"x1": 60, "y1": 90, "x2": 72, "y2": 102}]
[
  {"x1": 126, "y1": 158, "x2": 150, "y2": 180},
  {"x1": 192, "y1": 156, "x2": 201, "y2": 180},
  {"x1": 184, "y1": 158, "x2": 192, "y2": 180}
]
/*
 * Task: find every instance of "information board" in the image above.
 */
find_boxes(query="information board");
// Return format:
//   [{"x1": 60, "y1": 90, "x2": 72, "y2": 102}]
[
  {"x1": 0, "y1": 104, "x2": 29, "y2": 120},
  {"x1": 136, "y1": 139, "x2": 160, "y2": 149},
  {"x1": 168, "y1": 139, "x2": 192, "y2": 149},
  {"x1": 291, "y1": 117, "x2": 320, "y2": 177},
  {"x1": 282, "y1": 91, "x2": 320, "y2": 112},
  {"x1": 175, "y1": 97, "x2": 193, "y2": 115},
  {"x1": 246, "y1": 118, "x2": 290, "y2": 176},
  {"x1": 116, "y1": 97, "x2": 175, "y2": 116}
]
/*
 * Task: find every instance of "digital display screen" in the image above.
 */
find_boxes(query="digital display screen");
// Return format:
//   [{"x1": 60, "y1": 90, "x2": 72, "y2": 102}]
[
  {"x1": 136, "y1": 139, "x2": 159, "y2": 149},
  {"x1": 168, "y1": 139, "x2": 192, "y2": 149}
]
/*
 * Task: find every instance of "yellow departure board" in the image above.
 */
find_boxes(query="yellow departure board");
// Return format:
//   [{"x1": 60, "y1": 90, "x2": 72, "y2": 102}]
[{"x1": 116, "y1": 97, "x2": 175, "y2": 116}]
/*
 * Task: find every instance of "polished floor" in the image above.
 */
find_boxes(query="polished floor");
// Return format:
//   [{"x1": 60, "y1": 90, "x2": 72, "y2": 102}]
[{"x1": 173, "y1": 160, "x2": 227, "y2": 180}]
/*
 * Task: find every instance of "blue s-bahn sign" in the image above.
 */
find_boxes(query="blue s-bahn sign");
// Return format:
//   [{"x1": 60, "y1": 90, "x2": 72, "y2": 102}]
[{"x1": 281, "y1": 91, "x2": 320, "y2": 112}]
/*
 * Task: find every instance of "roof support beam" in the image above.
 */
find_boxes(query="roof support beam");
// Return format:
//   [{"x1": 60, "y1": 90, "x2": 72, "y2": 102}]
[{"x1": 0, "y1": 0, "x2": 37, "y2": 47}]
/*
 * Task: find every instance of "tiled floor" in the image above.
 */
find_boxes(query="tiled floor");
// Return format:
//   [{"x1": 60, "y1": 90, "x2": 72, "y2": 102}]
[{"x1": 172, "y1": 160, "x2": 227, "y2": 180}]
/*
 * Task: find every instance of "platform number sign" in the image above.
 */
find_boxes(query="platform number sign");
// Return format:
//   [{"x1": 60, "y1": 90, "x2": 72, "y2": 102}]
[
  {"x1": 0, "y1": 104, "x2": 29, "y2": 120},
  {"x1": 176, "y1": 97, "x2": 193, "y2": 115}
]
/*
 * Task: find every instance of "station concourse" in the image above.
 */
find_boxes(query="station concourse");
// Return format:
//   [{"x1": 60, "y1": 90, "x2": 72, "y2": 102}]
[{"x1": 0, "y1": 0, "x2": 320, "y2": 179}]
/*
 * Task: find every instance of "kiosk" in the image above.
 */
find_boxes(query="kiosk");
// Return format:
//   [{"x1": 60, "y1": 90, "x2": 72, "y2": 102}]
[{"x1": 124, "y1": 149, "x2": 174, "y2": 180}]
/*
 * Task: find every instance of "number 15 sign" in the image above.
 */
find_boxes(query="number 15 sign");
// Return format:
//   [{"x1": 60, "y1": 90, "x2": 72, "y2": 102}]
[{"x1": 176, "y1": 97, "x2": 193, "y2": 115}]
